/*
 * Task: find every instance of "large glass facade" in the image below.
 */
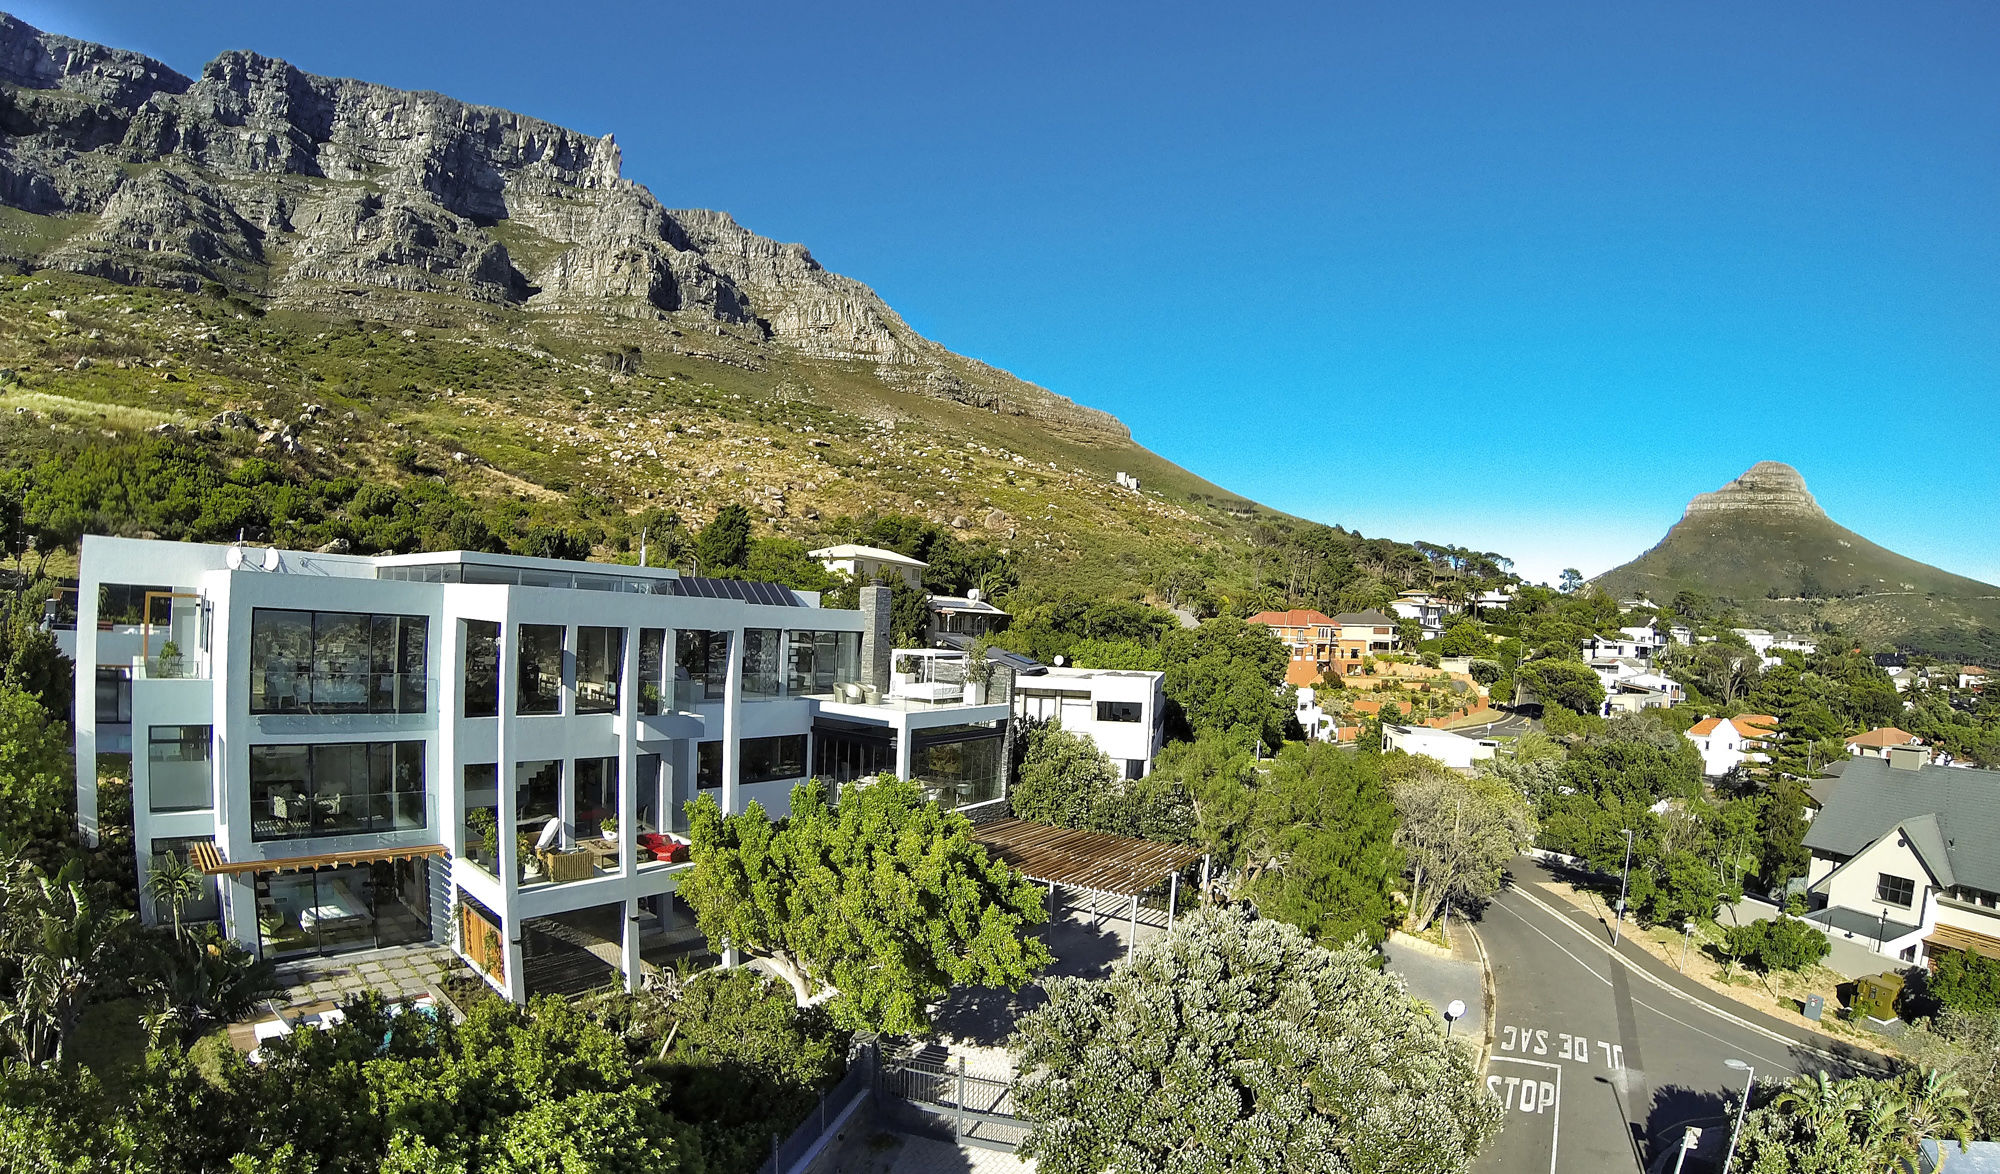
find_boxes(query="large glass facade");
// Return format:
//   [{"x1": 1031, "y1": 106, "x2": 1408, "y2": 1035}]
[
  {"x1": 248, "y1": 741, "x2": 427, "y2": 840},
  {"x1": 911, "y1": 725, "x2": 1005, "y2": 810},
  {"x1": 95, "y1": 667, "x2": 132, "y2": 724},
  {"x1": 742, "y1": 629, "x2": 782, "y2": 698},
  {"x1": 98, "y1": 582, "x2": 171, "y2": 625},
  {"x1": 576, "y1": 627, "x2": 623, "y2": 713},
  {"x1": 638, "y1": 629, "x2": 669, "y2": 714},
  {"x1": 678, "y1": 630, "x2": 729, "y2": 701},
  {"x1": 463, "y1": 620, "x2": 500, "y2": 718},
  {"x1": 812, "y1": 721, "x2": 897, "y2": 785},
  {"x1": 516, "y1": 760, "x2": 560, "y2": 835},
  {"x1": 517, "y1": 625, "x2": 564, "y2": 715},
  {"x1": 255, "y1": 859, "x2": 430, "y2": 961},
  {"x1": 147, "y1": 725, "x2": 212, "y2": 812},
  {"x1": 696, "y1": 741, "x2": 723, "y2": 790},
  {"x1": 249, "y1": 609, "x2": 429, "y2": 714},
  {"x1": 787, "y1": 630, "x2": 860, "y2": 695}
]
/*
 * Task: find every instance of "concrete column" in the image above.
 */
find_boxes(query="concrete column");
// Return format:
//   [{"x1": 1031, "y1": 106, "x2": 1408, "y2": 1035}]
[
  {"x1": 894, "y1": 717, "x2": 914, "y2": 783},
  {"x1": 721, "y1": 630, "x2": 742, "y2": 814},
  {"x1": 621, "y1": 895, "x2": 642, "y2": 993},
  {"x1": 495, "y1": 613, "x2": 528, "y2": 1004},
  {"x1": 74, "y1": 582, "x2": 100, "y2": 845},
  {"x1": 617, "y1": 626, "x2": 639, "y2": 876},
  {"x1": 859, "y1": 585, "x2": 892, "y2": 694}
]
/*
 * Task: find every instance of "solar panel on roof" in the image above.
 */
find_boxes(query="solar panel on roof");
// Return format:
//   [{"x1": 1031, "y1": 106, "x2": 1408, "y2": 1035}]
[{"x1": 673, "y1": 576, "x2": 804, "y2": 606}]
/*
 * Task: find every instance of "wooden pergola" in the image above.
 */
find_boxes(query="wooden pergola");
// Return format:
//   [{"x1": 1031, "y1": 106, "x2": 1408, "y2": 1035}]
[
  {"x1": 972, "y1": 817, "x2": 1209, "y2": 957},
  {"x1": 189, "y1": 840, "x2": 447, "y2": 877}
]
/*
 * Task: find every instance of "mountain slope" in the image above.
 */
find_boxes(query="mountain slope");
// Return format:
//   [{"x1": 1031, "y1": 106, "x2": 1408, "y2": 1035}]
[
  {"x1": 0, "y1": 12, "x2": 1304, "y2": 596},
  {"x1": 1593, "y1": 462, "x2": 2000, "y2": 661}
]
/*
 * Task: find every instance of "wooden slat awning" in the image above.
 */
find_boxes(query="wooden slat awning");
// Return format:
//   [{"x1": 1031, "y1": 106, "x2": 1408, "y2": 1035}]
[
  {"x1": 1926, "y1": 922, "x2": 2000, "y2": 963},
  {"x1": 973, "y1": 817, "x2": 1206, "y2": 899},
  {"x1": 192, "y1": 840, "x2": 446, "y2": 876}
]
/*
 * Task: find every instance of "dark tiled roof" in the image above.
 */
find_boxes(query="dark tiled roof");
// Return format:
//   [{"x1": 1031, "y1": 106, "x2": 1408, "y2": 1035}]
[
  {"x1": 1804, "y1": 756, "x2": 2000, "y2": 891},
  {"x1": 1332, "y1": 609, "x2": 1397, "y2": 625}
]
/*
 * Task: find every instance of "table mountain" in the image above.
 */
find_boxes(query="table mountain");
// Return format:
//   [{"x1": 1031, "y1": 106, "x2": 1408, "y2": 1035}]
[{"x1": 1593, "y1": 462, "x2": 2000, "y2": 662}]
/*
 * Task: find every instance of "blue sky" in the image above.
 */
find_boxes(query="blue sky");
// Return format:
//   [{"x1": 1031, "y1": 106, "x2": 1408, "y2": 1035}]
[{"x1": 20, "y1": 2, "x2": 2000, "y2": 585}]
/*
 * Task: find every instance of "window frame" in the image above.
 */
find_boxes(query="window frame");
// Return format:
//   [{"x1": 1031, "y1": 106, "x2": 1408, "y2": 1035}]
[{"x1": 1876, "y1": 872, "x2": 1916, "y2": 909}]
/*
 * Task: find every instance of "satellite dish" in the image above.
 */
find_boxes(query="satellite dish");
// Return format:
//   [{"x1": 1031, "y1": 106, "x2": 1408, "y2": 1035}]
[
  {"x1": 967, "y1": 587, "x2": 983, "y2": 603},
  {"x1": 225, "y1": 546, "x2": 245, "y2": 570},
  {"x1": 262, "y1": 547, "x2": 281, "y2": 572},
  {"x1": 1053, "y1": 655, "x2": 1065, "y2": 667}
]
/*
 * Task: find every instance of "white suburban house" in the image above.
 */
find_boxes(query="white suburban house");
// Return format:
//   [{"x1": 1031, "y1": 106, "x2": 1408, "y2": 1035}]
[
  {"x1": 1587, "y1": 657, "x2": 1686, "y2": 715},
  {"x1": 1294, "y1": 685, "x2": 1336, "y2": 742},
  {"x1": 1804, "y1": 751, "x2": 2000, "y2": 966},
  {"x1": 1582, "y1": 634, "x2": 1656, "y2": 662},
  {"x1": 1684, "y1": 714, "x2": 1777, "y2": 776},
  {"x1": 1012, "y1": 664, "x2": 1167, "y2": 779},
  {"x1": 69, "y1": 536, "x2": 1012, "y2": 1004},
  {"x1": 808, "y1": 543, "x2": 927, "y2": 589},
  {"x1": 1731, "y1": 627, "x2": 1818, "y2": 668},
  {"x1": 1383, "y1": 724, "x2": 1499, "y2": 772},
  {"x1": 1390, "y1": 593, "x2": 1447, "y2": 642}
]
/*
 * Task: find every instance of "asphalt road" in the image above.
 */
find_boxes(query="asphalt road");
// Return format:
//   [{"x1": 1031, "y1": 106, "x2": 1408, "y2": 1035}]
[
  {"x1": 1471, "y1": 860, "x2": 1879, "y2": 1174},
  {"x1": 1454, "y1": 712, "x2": 1538, "y2": 739}
]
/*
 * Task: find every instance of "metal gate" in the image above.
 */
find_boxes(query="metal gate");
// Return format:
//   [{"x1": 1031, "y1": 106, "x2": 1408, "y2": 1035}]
[{"x1": 877, "y1": 1045, "x2": 1028, "y2": 1152}]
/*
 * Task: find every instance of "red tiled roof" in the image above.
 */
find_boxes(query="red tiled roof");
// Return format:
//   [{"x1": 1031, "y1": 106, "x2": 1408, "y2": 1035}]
[
  {"x1": 1846, "y1": 727, "x2": 1919, "y2": 748},
  {"x1": 1247, "y1": 609, "x2": 1336, "y2": 628}
]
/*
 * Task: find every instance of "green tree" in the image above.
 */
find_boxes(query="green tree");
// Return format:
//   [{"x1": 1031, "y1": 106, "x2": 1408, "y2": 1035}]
[
  {"x1": 0, "y1": 684, "x2": 73, "y2": 846},
  {"x1": 694, "y1": 504, "x2": 752, "y2": 574},
  {"x1": 1240, "y1": 743, "x2": 1402, "y2": 947},
  {"x1": 1011, "y1": 722, "x2": 1118, "y2": 829},
  {"x1": 1010, "y1": 905, "x2": 1501, "y2": 1174},
  {"x1": 1159, "y1": 616, "x2": 1290, "y2": 750},
  {"x1": 1722, "y1": 916, "x2": 1830, "y2": 974},
  {"x1": 1927, "y1": 950, "x2": 2000, "y2": 1016},
  {"x1": 144, "y1": 849, "x2": 205, "y2": 941},
  {"x1": 1440, "y1": 621, "x2": 1492, "y2": 658},
  {"x1": 1388, "y1": 758, "x2": 1535, "y2": 931},
  {"x1": 678, "y1": 777, "x2": 1053, "y2": 1033},
  {"x1": 1517, "y1": 658, "x2": 1605, "y2": 716},
  {"x1": 1558, "y1": 568, "x2": 1584, "y2": 594}
]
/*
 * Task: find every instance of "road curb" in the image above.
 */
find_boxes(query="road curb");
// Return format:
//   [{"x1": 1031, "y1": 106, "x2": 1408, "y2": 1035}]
[
  {"x1": 1507, "y1": 883, "x2": 1884, "y2": 1069},
  {"x1": 1464, "y1": 918, "x2": 1497, "y2": 1075}
]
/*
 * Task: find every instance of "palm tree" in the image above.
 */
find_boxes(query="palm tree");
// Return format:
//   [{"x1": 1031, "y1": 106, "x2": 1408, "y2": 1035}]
[
  {"x1": 1899, "y1": 1068, "x2": 1975, "y2": 1170},
  {"x1": 145, "y1": 850, "x2": 204, "y2": 941},
  {"x1": 13, "y1": 861, "x2": 135, "y2": 1065},
  {"x1": 1772, "y1": 1070, "x2": 1865, "y2": 1169}
]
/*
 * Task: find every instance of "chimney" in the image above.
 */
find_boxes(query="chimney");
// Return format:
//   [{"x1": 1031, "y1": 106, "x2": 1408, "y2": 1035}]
[
  {"x1": 859, "y1": 584, "x2": 892, "y2": 693},
  {"x1": 1888, "y1": 745, "x2": 1926, "y2": 772}
]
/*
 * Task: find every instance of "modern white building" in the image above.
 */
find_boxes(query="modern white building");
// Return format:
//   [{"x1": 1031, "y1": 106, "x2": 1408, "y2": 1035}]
[
  {"x1": 1294, "y1": 685, "x2": 1336, "y2": 742},
  {"x1": 808, "y1": 543, "x2": 927, "y2": 590},
  {"x1": 1011, "y1": 664, "x2": 1167, "y2": 779},
  {"x1": 69, "y1": 536, "x2": 1011, "y2": 1003},
  {"x1": 1383, "y1": 724, "x2": 1499, "y2": 772}
]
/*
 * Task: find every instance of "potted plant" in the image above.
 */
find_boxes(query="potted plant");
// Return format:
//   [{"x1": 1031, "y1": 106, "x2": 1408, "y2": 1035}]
[
  {"x1": 156, "y1": 639, "x2": 184, "y2": 677},
  {"x1": 965, "y1": 638, "x2": 993, "y2": 705},
  {"x1": 599, "y1": 815, "x2": 619, "y2": 853}
]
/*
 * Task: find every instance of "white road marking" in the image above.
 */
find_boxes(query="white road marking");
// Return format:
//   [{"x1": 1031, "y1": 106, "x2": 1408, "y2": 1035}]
[
  {"x1": 1490, "y1": 1055, "x2": 1561, "y2": 1174},
  {"x1": 1495, "y1": 886, "x2": 1836, "y2": 1070}
]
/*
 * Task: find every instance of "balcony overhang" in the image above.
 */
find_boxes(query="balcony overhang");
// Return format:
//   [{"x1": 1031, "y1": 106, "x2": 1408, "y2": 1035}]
[{"x1": 190, "y1": 840, "x2": 446, "y2": 877}]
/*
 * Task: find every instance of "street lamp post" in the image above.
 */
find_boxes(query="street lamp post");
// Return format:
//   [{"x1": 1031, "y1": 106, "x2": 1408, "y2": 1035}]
[
  {"x1": 1680, "y1": 919, "x2": 1696, "y2": 971},
  {"x1": 1875, "y1": 908, "x2": 1888, "y2": 953},
  {"x1": 1613, "y1": 828, "x2": 1635, "y2": 946},
  {"x1": 1722, "y1": 1058, "x2": 1756, "y2": 1174}
]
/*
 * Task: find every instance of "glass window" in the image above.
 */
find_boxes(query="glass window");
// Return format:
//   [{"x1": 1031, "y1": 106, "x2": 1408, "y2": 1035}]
[
  {"x1": 248, "y1": 741, "x2": 427, "y2": 841},
  {"x1": 249, "y1": 609, "x2": 428, "y2": 714},
  {"x1": 517, "y1": 625, "x2": 564, "y2": 715},
  {"x1": 148, "y1": 836, "x2": 221, "y2": 925},
  {"x1": 638, "y1": 629, "x2": 669, "y2": 715},
  {"x1": 463, "y1": 620, "x2": 500, "y2": 718},
  {"x1": 812, "y1": 721, "x2": 896, "y2": 785},
  {"x1": 147, "y1": 725, "x2": 212, "y2": 812},
  {"x1": 743, "y1": 629, "x2": 782, "y2": 699},
  {"x1": 576, "y1": 627, "x2": 623, "y2": 714},
  {"x1": 741, "y1": 735, "x2": 806, "y2": 786},
  {"x1": 574, "y1": 757, "x2": 618, "y2": 834},
  {"x1": 696, "y1": 741, "x2": 723, "y2": 790},
  {"x1": 1096, "y1": 701, "x2": 1144, "y2": 723},
  {"x1": 1877, "y1": 873, "x2": 1915, "y2": 908},
  {"x1": 788, "y1": 631, "x2": 861, "y2": 695},
  {"x1": 678, "y1": 630, "x2": 729, "y2": 701},
  {"x1": 98, "y1": 583, "x2": 171, "y2": 626},
  {"x1": 95, "y1": 667, "x2": 132, "y2": 724},
  {"x1": 516, "y1": 760, "x2": 560, "y2": 834},
  {"x1": 462, "y1": 764, "x2": 500, "y2": 873},
  {"x1": 911, "y1": 725, "x2": 1005, "y2": 810}
]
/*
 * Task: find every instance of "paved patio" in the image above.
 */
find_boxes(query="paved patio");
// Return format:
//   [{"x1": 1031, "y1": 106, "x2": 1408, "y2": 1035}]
[{"x1": 270, "y1": 944, "x2": 456, "y2": 1010}]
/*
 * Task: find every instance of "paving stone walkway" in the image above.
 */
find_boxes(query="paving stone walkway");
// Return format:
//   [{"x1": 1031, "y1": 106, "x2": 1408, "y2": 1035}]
[{"x1": 271, "y1": 945, "x2": 456, "y2": 1011}]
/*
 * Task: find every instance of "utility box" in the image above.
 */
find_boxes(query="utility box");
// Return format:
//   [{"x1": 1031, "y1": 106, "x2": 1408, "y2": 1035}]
[{"x1": 1853, "y1": 972, "x2": 1905, "y2": 1022}]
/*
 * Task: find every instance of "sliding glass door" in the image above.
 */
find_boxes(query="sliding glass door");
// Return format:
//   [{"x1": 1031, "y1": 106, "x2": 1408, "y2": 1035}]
[{"x1": 254, "y1": 860, "x2": 432, "y2": 960}]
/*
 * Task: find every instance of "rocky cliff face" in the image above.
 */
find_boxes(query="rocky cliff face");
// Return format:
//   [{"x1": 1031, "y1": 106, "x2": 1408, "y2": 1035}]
[
  {"x1": 1682, "y1": 461, "x2": 1825, "y2": 518},
  {"x1": 0, "y1": 13, "x2": 1125, "y2": 438}
]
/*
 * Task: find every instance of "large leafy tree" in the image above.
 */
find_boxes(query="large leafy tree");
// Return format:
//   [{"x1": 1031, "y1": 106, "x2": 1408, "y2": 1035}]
[
  {"x1": 1011, "y1": 721, "x2": 1118, "y2": 829},
  {"x1": 1387, "y1": 757, "x2": 1535, "y2": 931},
  {"x1": 1240, "y1": 743, "x2": 1402, "y2": 947},
  {"x1": 1516, "y1": 657, "x2": 1605, "y2": 717},
  {"x1": 0, "y1": 683, "x2": 73, "y2": 847},
  {"x1": 1158, "y1": 617, "x2": 1291, "y2": 750},
  {"x1": 1011, "y1": 905, "x2": 1501, "y2": 1174},
  {"x1": 679, "y1": 777, "x2": 1053, "y2": 1033},
  {"x1": 1735, "y1": 1069, "x2": 1972, "y2": 1174}
]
